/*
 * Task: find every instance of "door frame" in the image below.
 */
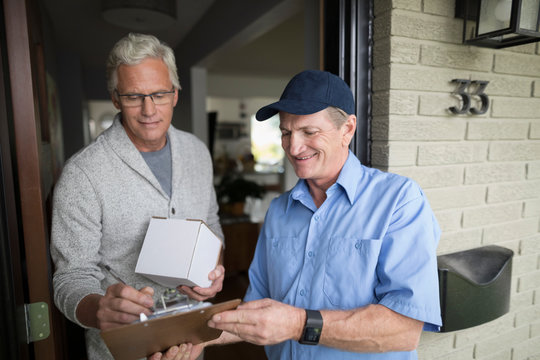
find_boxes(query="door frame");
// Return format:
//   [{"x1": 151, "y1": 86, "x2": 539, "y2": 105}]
[
  {"x1": 323, "y1": 0, "x2": 373, "y2": 166},
  {"x1": 2, "y1": 0, "x2": 67, "y2": 358},
  {"x1": 0, "y1": 3, "x2": 29, "y2": 356}
]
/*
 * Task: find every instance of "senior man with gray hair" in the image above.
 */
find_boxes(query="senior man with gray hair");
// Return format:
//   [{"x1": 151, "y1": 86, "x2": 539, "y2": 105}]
[{"x1": 51, "y1": 33, "x2": 224, "y2": 360}]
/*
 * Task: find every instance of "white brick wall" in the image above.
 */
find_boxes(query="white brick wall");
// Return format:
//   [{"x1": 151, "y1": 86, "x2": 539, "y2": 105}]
[
  {"x1": 491, "y1": 98, "x2": 540, "y2": 118},
  {"x1": 467, "y1": 121, "x2": 529, "y2": 140},
  {"x1": 437, "y1": 229, "x2": 482, "y2": 254},
  {"x1": 425, "y1": 186, "x2": 486, "y2": 210},
  {"x1": 474, "y1": 326, "x2": 530, "y2": 358},
  {"x1": 371, "y1": 140, "x2": 418, "y2": 166},
  {"x1": 373, "y1": 1, "x2": 540, "y2": 358},
  {"x1": 420, "y1": 43, "x2": 493, "y2": 71},
  {"x1": 494, "y1": 53, "x2": 540, "y2": 76},
  {"x1": 524, "y1": 199, "x2": 540, "y2": 217},
  {"x1": 533, "y1": 81, "x2": 540, "y2": 97},
  {"x1": 464, "y1": 162, "x2": 525, "y2": 184},
  {"x1": 528, "y1": 161, "x2": 540, "y2": 178},
  {"x1": 489, "y1": 142, "x2": 540, "y2": 161}
]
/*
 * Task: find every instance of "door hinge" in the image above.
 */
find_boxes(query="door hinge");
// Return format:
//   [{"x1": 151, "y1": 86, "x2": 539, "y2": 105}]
[{"x1": 24, "y1": 302, "x2": 50, "y2": 343}]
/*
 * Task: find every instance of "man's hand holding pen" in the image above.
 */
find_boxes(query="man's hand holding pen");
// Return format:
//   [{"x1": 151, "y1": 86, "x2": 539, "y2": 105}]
[
  {"x1": 96, "y1": 264, "x2": 155, "y2": 329},
  {"x1": 96, "y1": 283, "x2": 155, "y2": 330},
  {"x1": 95, "y1": 263, "x2": 226, "y2": 330}
]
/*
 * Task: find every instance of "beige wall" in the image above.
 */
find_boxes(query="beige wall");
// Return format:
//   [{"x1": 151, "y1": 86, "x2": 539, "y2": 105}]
[{"x1": 372, "y1": 1, "x2": 540, "y2": 359}]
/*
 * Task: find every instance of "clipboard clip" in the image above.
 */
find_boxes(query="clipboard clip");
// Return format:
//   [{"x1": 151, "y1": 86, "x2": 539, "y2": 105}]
[
  {"x1": 138, "y1": 301, "x2": 212, "y2": 322},
  {"x1": 158, "y1": 288, "x2": 187, "y2": 310},
  {"x1": 136, "y1": 288, "x2": 211, "y2": 323}
]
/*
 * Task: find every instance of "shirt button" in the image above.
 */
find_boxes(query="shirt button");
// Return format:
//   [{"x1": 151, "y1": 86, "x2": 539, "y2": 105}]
[
  {"x1": 355, "y1": 242, "x2": 361, "y2": 249},
  {"x1": 171, "y1": 208, "x2": 176, "y2": 215},
  {"x1": 314, "y1": 215, "x2": 319, "y2": 221},
  {"x1": 308, "y1": 251, "x2": 314, "y2": 257},
  {"x1": 300, "y1": 289, "x2": 305, "y2": 296}
]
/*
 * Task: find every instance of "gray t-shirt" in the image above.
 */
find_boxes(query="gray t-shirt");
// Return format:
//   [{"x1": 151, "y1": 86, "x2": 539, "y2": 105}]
[{"x1": 140, "y1": 138, "x2": 172, "y2": 198}]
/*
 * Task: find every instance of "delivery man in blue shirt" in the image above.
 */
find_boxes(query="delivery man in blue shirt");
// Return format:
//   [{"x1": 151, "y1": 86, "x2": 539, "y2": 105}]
[{"x1": 153, "y1": 69, "x2": 442, "y2": 360}]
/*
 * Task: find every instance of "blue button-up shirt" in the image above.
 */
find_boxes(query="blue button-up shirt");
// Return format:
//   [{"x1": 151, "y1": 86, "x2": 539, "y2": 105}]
[{"x1": 244, "y1": 151, "x2": 442, "y2": 360}]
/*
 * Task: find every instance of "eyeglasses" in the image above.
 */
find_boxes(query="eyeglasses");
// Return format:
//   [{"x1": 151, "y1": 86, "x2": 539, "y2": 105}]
[{"x1": 115, "y1": 88, "x2": 175, "y2": 107}]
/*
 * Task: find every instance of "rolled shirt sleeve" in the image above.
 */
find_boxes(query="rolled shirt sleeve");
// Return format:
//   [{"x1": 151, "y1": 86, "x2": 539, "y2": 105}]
[{"x1": 375, "y1": 185, "x2": 442, "y2": 331}]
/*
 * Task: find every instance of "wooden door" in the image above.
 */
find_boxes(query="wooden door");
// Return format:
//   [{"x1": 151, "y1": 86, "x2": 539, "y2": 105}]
[
  {"x1": 0, "y1": 7, "x2": 31, "y2": 357},
  {"x1": 1, "y1": 0, "x2": 69, "y2": 358}
]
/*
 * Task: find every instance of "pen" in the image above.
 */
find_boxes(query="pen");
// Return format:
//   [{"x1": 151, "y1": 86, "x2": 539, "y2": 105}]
[{"x1": 102, "y1": 264, "x2": 127, "y2": 284}]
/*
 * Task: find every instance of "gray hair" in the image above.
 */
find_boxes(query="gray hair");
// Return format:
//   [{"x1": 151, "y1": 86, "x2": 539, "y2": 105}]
[
  {"x1": 106, "y1": 33, "x2": 181, "y2": 95},
  {"x1": 326, "y1": 106, "x2": 350, "y2": 128}
]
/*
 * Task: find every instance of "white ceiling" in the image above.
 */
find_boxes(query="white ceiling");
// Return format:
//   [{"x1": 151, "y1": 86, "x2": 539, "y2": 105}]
[
  {"x1": 40, "y1": 0, "x2": 304, "y2": 78},
  {"x1": 41, "y1": 0, "x2": 215, "y2": 69},
  {"x1": 208, "y1": 11, "x2": 304, "y2": 77}
]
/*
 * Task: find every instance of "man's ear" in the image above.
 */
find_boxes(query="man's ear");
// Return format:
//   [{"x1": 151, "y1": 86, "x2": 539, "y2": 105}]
[
  {"x1": 342, "y1": 115, "x2": 357, "y2": 147},
  {"x1": 111, "y1": 94, "x2": 121, "y2": 110},
  {"x1": 172, "y1": 88, "x2": 179, "y2": 107}
]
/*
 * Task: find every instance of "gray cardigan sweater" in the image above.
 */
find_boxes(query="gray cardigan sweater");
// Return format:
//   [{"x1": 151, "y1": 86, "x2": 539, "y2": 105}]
[{"x1": 51, "y1": 116, "x2": 222, "y2": 359}]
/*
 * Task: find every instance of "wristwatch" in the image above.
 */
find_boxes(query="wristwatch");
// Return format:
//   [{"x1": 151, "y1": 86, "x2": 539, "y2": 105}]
[{"x1": 299, "y1": 309, "x2": 323, "y2": 345}]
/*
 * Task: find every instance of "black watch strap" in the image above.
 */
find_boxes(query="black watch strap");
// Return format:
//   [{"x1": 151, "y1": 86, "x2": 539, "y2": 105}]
[{"x1": 299, "y1": 309, "x2": 323, "y2": 345}]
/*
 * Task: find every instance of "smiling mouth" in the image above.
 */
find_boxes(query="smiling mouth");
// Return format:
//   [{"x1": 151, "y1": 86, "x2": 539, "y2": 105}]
[
  {"x1": 139, "y1": 120, "x2": 160, "y2": 125},
  {"x1": 295, "y1": 153, "x2": 317, "y2": 160}
]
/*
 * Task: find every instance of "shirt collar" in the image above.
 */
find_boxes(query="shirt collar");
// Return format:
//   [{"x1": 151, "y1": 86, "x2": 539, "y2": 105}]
[
  {"x1": 335, "y1": 150, "x2": 363, "y2": 204},
  {"x1": 285, "y1": 150, "x2": 363, "y2": 212},
  {"x1": 287, "y1": 179, "x2": 311, "y2": 212}
]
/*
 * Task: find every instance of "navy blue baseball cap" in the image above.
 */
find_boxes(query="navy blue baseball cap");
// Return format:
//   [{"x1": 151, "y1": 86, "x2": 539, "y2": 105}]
[{"x1": 255, "y1": 70, "x2": 355, "y2": 121}]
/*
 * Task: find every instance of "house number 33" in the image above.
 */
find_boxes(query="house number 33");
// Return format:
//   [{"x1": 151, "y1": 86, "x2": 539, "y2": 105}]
[{"x1": 449, "y1": 79, "x2": 490, "y2": 115}]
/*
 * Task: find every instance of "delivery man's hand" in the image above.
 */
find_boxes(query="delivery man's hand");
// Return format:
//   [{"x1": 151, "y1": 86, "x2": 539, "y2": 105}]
[
  {"x1": 208, "y1": 298, "x2": 305, "y2": 345},
  {"x1": 148, "y1": 342, "x2": 204, "y2": 360},
  {"x1": 148, "y1": 328, "x2": 242, "y2": 359},
  {"x1": 94, "y1": 284, "x2": 155, "y2": 330},
  {"x1": 178, "y1": 265, "x2": 225, "y2": 301}
]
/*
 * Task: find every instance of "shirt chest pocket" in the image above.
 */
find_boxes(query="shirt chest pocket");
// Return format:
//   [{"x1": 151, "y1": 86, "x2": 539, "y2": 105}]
[
  {"x1": 323, "y1": 237, "x2": 383, "y2": 309},
  {"x1": 267, "y1": 237, "x2": 303, "y2": 300}
]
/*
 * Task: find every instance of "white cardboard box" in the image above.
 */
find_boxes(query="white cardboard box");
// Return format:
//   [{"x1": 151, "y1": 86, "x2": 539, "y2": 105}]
[{"x1": 135, "y1": 218, "x2": 222, "y2": 288}]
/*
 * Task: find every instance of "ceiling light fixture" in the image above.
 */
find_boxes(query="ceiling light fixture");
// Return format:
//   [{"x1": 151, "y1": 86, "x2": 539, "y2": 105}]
[{"x1": 101, "y1": 0, "x2": 177, "y2": 31}]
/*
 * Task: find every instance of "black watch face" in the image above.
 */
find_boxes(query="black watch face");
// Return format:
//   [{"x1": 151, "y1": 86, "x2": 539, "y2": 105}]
[{"x1": 303, "y1": 326, "x2": 321, "y2": 343}]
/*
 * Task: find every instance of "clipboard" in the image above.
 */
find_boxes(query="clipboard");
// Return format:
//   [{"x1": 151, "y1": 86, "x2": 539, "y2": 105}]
[{"x1": 100, "y1": 298, "x2": 241, "y2": 360}]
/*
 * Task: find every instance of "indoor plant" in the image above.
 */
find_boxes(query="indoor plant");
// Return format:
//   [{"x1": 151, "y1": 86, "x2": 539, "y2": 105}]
[{"x1": 216, "y1": 174, "x2": 266, "y2": 216}]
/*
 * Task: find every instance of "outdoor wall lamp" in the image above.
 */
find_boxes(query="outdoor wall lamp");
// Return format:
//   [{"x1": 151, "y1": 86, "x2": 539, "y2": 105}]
[{"x1": 455, "y1": 0, "x2": 540, "y2": 48}]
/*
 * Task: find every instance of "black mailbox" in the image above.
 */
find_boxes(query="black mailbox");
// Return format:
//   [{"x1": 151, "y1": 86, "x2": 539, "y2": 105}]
[{"x1": 438, "y1": 245, "x2": 513, "y2": 332}]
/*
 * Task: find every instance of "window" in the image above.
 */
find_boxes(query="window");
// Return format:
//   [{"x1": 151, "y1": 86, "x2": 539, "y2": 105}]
[{"x1": 250, "y1": 113, "x2": 284, "y2": 173}]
